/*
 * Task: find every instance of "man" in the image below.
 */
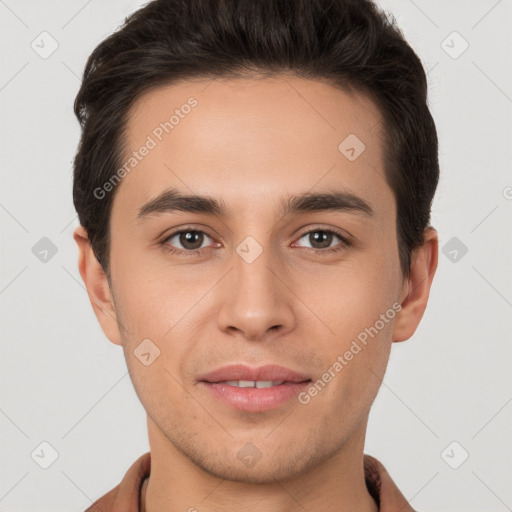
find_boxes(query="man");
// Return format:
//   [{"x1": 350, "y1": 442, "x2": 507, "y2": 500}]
[{"x1": 72, "y1": 0, "x2": 439, "y2": 510}]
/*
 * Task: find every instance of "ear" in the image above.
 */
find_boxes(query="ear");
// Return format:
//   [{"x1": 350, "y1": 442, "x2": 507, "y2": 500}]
[
  {"x1": 392, "y1": 227, "x2": 438, "y2": 342},
  {"x1": 73, "y1": 225, "x2": 123, "y2": 346}
]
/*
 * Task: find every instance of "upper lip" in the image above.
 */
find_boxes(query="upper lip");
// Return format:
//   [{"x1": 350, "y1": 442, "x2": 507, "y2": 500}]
[{"x1": 198, "y1": 364, "x2": 311, "y2": 383}]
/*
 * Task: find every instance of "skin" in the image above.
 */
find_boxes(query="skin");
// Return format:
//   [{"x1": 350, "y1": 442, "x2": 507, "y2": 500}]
[{"x1": 74, "y1": 75, "x2": 438, "y2": 512}]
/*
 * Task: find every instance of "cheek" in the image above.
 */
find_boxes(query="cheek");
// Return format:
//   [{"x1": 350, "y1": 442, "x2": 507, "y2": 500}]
[
  {"x1": 312, "y1": 256, "x2": 400, "y2": 339},
  {"x1": 110, "y1": 252, "x2": 196, "y2": 340},
  {"x1": 120, "y1": 322, "x2": 193, "y2": 423},
  {"x1": 112, "y1": 272, "x2": 203, "y2": 389},
  {"x1": 306, "y1": 255, "x2": 399, "y2": 394}
]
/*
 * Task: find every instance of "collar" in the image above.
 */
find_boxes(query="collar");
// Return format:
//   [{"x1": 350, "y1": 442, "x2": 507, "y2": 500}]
[{"x1": 86, "y1": 451, "x2": 415, "y2": 512}]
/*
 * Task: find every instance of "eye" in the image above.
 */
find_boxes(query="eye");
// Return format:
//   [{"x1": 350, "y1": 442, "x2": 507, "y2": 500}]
[
  {"x1": 161, "y1": 228, "x2": 217, "y2": 256},
  {"x1": 160, "y1": 226, "x2": 351, "y2": 257},
  {"x1": 293, "y1": 228, "x2": 351, "y2": 253}
]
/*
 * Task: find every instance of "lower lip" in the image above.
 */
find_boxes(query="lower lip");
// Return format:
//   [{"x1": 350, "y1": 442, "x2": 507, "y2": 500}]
[{"x1": 199, "y1": 381, "x2": 311, "y2": 412}]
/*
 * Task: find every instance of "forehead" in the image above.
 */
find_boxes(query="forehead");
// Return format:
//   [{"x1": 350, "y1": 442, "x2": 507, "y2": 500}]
[{"x1": 113, "y1": 75, "x2": 392, "y2": 224}]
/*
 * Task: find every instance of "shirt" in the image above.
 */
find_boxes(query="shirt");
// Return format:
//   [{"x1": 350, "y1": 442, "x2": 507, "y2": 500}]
[{"x1": 84, "y1": 452, "x2": 415, "y2": 512}]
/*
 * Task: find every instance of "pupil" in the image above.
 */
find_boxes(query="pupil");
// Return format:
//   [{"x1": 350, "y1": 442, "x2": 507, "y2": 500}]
[
  {"x1": 311, "y1": 231, "x2": 331, "y2": 249},
  {"x1": 181, "y1": 231, "x2": 203, "y2": 249}
]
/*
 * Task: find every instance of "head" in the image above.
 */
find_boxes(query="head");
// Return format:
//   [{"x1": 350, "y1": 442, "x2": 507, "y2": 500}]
[{"x1": 73, "y1": 0, "x2": 438, "y2": 483}]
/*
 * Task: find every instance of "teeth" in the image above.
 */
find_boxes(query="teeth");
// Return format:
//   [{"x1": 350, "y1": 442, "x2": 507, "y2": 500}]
[
  {"x1": 224, "y1": 380, "x2": 285, "y2": 388},
  {"x1": 255, "y1": 380, "x2": 284, "y2": 388}
]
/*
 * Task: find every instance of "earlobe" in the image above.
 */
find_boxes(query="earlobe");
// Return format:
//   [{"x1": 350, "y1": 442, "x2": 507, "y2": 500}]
[
  {"x1": 73, "y1": 226, "x2": 123, "y2": 346},
  {"x1": 392, "y1": 227, "x2": 439, "y2": 343}
]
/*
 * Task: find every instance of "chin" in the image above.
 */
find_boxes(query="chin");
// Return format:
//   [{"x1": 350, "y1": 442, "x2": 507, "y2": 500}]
[
  {"x1": 182, "y1": 438, "x2": 325, "y2": 484},
  {"x1": 199, "y1": 457, "x2": 310, "y2": 484}
]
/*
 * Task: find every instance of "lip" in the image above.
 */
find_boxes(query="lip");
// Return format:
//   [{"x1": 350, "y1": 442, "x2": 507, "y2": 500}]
[
  {"x1": 200, "y1": 381, "x2": 311, "y2": 412},
  {"x1": 197, "y1": 364, "x2": 311, "y2": 413},
  {"x1": 198, "y1": 363, "x2": 311, "y2": 383}
]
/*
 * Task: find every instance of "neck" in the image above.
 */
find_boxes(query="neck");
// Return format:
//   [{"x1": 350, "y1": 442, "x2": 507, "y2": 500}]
[{"x1": 143, "y1": 416, "x2": 378, "y2": 512}]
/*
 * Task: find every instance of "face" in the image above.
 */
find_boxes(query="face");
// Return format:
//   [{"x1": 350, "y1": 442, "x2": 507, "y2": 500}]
[{"x1": 81, "y1": 75, "x2": 419, "y2": 483}]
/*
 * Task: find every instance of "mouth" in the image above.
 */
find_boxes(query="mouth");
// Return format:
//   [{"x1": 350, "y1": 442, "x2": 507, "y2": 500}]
[
  {"x1": 198, "y1": 363, "x2": 311, "y2": 384},
  {"x1": 215, "y1": 380, "x2": 302, "y2": 388},
  {"x1": 197, "y1": 364, "x2": 312, "y2": 412}
]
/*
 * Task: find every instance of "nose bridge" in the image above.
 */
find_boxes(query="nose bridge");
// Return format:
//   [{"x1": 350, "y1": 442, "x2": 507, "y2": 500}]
[
  {"x1": 217, "y1": 233, "x2": 295, "y2": 339},
  {"x1": 235, "y1": 235, "x2": 276, "y2": 302}
]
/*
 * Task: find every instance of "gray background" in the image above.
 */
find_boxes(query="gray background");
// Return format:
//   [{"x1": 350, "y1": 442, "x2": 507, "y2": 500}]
[{"x1": 1, "y1": 0, "x2": 511, "y2": 510}]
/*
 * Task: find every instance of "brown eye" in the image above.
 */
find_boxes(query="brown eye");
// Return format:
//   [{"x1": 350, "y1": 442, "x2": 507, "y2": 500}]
[
  {"x1": 308, "y1": 231, "x2": 334, "y2": 249},
  {"x1": 164, "y1": 230, "x2": 211, "y2": 251},
  {"x1": 295, "y1": 229, "x2": 348, "y2": 250},
  {"x1": 179, "y1": 231, "x2": 205, "y2": 250}
]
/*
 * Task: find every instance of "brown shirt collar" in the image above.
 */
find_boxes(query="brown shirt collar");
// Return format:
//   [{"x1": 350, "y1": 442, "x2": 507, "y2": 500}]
[{"x1": 85, "y1": 452, "x2": 415, "y2": 512}]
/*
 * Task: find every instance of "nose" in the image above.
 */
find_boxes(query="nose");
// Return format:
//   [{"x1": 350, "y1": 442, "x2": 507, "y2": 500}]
[{"x1": 216, "y1": 239, "x2": 296, "y2": 342}]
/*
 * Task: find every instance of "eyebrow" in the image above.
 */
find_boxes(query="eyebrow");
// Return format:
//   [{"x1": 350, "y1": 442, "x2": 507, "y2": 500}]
[{"x1": 136, "y1": 187, "x2": 374, "y2": 222}]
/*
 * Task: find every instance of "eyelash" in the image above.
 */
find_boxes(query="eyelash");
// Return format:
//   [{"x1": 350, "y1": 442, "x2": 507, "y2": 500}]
[{"x1": 160, "y1": 226, "x2": 352, "y2": 257}]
